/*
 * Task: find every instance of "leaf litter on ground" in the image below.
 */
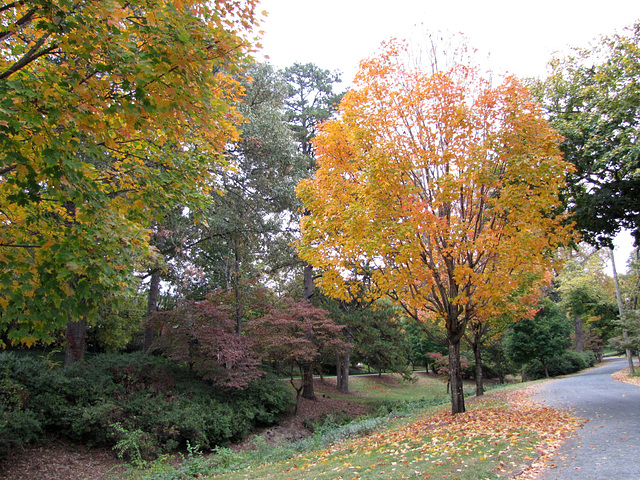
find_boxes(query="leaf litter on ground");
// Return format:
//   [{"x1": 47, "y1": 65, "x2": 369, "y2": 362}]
[{"x1": 216, "y1": 385, "x2": 584, "y2": 479}]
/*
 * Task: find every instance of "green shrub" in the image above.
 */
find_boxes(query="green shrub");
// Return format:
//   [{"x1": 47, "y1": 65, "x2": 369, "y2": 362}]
[
  {"x1": 523, "y1": 350, "x2": 595, "y2": 380},
  {"x1": 111, "y1": 422, "x2": 157, "y2": 467},
  {"x1": 581, "y1": 350, "x2": 597, "y2": 367},
  {"x1": 565, "y1": 351, "x2": 585, "y2": 370},
  {"x1": 0, "y1": 351, "x2": 292, "y2": 459},
  {"x1": 0, "y1": 407, "x2": 42, "y2": 454},
  {"x1": 0, "y1": 353, "x2": 50, "y2": 454}
]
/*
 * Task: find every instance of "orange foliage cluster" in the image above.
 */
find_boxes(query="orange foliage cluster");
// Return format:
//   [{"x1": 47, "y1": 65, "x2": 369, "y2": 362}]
[{"x1": 298, "y1": 40, "x2": 576, "y2": 326}]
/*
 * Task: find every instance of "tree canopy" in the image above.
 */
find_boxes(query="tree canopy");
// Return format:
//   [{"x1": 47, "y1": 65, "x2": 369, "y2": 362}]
[
  {"x1": 0, "y1": 0, "x2": 260, "y2": 346},
  {"x1": 533, "y1": 21, "x2": 640, "y2": 247}
]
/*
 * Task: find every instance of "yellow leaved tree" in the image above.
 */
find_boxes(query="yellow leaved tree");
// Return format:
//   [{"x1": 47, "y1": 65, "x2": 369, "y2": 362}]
[{"x1": 297, "y1": 40, "x2": 576, "y2": 414}]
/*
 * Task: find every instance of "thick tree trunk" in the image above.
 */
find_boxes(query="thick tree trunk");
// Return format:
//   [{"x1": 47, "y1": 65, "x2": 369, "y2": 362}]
[
  {"x1": 64, "y1": 314, "x2": 87, "y2": 367},
  {"x1": 336, "y1": 351, "x2": 350, "y2": 393},
  {"x1": 301, "y1": 362, "x2": 316, "y2": 400},
  {"x1": 448, "y1": 339, "x2": 465, "y2": 414},
  {"x1": 472, "y1": 341, "x2": 484, "y2": 396},
  {"x1": 144, "y1": 269, "x2": 161, "y2": 353},
  {"x1": 610, "y1": 248, "x2": 635, "y2": 374},
  {"x1": 303, "y1": 263, "x2": 314, "y2": 301},
  {"x1": 574, "y1": 315, "x2": 584, "y2": 353}
]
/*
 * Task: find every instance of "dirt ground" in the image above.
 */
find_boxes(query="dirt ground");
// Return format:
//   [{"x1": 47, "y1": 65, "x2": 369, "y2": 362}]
[{"x1": 0, "y1": 380, "x2": 369, "y2": 480}]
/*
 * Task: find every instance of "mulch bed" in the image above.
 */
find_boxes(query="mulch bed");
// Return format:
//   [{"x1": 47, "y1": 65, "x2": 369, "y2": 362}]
[{"x1": 0, "y1": 439, "x2": 129, "y2": 480}]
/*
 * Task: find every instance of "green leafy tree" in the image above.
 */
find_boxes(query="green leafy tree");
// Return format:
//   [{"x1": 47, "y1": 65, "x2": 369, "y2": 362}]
[
  {"x1": 180, "y1": 62, "x2": 303, "y2": 331},
  {"x1": 533, "y1": 22, "x2": 640, "y2": 247},
  {"x1": 481, "y1": 335, "x2": 516, "y2": 385},
  {"x1": 613, "y1": 248, "x2": 640, "y2": 356},
  {"x1": 403, "y1": 319, "x2": 447, "y2": 372},
  {"x1": 506, "y1": 300, "x2": 572, "y2": 378},
  {"x1": 557, "y1": 247, "x2": 618, "y2": 359},
  {"x1": 283, "y1": 63, "x2": 343, "y2": 158},
  {"x1": 280, "y1": 63, "x2": 343, "y2": 397},
  {"x1": 282, "y1": 62, "x2": 343, "y2": 300},
  {"x1": 0, "y1": 1, "x2": 259, "y2": 363},
  {"x1": 349, "y1": 302, "x2": 411, "y2": 378}
]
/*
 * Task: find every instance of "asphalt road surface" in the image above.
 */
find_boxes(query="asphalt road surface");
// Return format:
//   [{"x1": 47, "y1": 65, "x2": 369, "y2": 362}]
[{"x1": 532, "y1": 357, "x2": 640, "y2": 480}]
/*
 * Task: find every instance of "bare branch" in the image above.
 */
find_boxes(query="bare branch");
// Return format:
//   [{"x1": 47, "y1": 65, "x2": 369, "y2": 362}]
[
  {"x1": 0, "y1": 33, "x2": 58, "y2": 80},
  {"x1": 0, "y1": 5, "x2": 37, "y2": 43}
]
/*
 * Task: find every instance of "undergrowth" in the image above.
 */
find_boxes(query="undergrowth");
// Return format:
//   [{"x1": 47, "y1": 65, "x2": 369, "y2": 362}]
[
  {"x1": 125, "y1": 395, "x2": 452, "y2": 480},
  {"x1": 0, "y1": 351, "x2": 292, "y2": 458}
]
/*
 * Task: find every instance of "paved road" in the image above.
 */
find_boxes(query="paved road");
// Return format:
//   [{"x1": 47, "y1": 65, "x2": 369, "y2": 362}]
[{"x1": 532, "y1": 357, "x2": 640, "y2": 480}]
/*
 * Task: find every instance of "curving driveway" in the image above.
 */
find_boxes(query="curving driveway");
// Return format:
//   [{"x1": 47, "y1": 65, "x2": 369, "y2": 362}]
[{"x1": 532, "y1": 357, "x2": 640, "y2": 480}]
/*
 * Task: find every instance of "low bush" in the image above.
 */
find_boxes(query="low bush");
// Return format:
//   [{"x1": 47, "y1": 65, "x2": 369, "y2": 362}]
[
  {"x1": 580, "y1": 350, "x2": 597, "y2": 367},
  {"x1": 0, "y1": 351, "x2": 292, "y2": 458},
  {"x1": 523, "y1": 350, "x2": 597, "y2": 380}
]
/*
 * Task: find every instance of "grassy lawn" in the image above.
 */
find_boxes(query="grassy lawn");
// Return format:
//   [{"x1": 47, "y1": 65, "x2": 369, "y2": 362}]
[
  {"x1": 310, "y1": 371, "x2": 480, "y2": 404},
  {"x1": 340, "y1": 373, "x2": 451, "y2": 402}
]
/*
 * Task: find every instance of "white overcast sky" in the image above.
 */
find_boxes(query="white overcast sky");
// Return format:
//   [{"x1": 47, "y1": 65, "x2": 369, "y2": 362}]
[
  {"x1": 256, "y1": 0, "x2": 640, "y2": 270},
  {"x1": 257, "y1": 0, "x2": 640, "y2": 81}
]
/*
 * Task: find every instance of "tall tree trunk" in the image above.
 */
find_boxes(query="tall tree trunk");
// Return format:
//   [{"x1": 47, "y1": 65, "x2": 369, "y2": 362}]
[
  {"x1": 339, "y1": 351, "x2": 350, "y2": 393},
  {"x1": 303, "y1": 263, "x2": 314, "y2": 301},
  {"x1": 574, "y1": 315, "x2": 584, "y2": 352},
  {"x1": 336, "y1": 327, "x2": 352, "y2": 394},
  {"x1": 64, "y1": 314, "x2": 87, "y2": 367},
  {"x1": 472, "y1": 340, "x2": 484, "y2": 396},
  {"x1": 300, "y1": 262, "x2": 316, "y2": 399},
  {"x1": 336, "y1": 353, "x2": 343, "y2": 391},
  {"x1": 301, "y1": 362, "x2": 316, "y2": 400},
  {"x1": 610, "y1": 248, "x2": 634, "y2": 374},
  {"x1": 144, "y1": 268, "x2": 161, "y2": 353},
  {"x1": 448, "y1": 339, "x2": 465, "y2": 414},
  {"x1": 234, "y1": 237, "x2": 242, "y2": 335},
  {"x1": 336, "y1": 351, "x2": 351, "y2": 393},
  {"x1": 542, "y1": 359, "x2": 550, "y2": 378}
]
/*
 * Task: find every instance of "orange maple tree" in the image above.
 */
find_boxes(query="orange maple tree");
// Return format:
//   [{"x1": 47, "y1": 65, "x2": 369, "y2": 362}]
[{"x1": 297, "y1": 40, "x2": 576, "y2": 414}]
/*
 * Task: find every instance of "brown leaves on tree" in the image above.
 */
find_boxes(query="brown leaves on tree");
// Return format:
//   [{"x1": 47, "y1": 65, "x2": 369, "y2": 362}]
[
  {"x1": 151, "y1": 292, "x2": 344, "y2": 392},
  {"x1": 150, "y1": 292, "x2": 262, "y2": 389},
  {"x1": 248, "y1": 297, "x2": 345, "y2": 368}
]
